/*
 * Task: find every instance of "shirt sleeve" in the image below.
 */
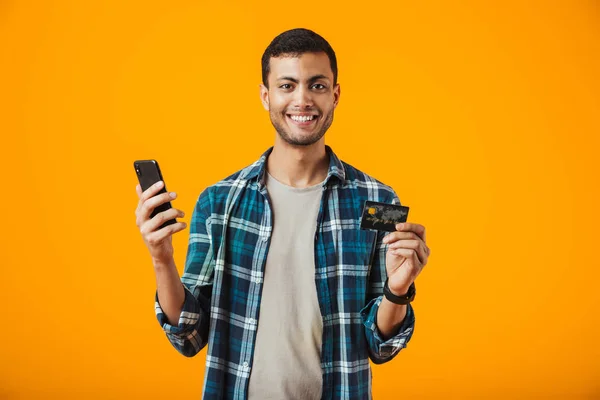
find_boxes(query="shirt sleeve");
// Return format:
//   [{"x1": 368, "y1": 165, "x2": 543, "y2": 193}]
[
  {"x1": 360, "y1": 190, "x2": 416, "y2": 364},
  {"x1": 360, "y1": 296, "x2": 415, "y2": 364},
  {"x1": 154, "y1": 186, "x2": 216, "y2": 358}
]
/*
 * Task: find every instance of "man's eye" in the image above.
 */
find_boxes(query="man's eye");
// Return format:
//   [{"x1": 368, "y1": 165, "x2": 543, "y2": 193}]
[
  {"x1": 312, "y1": 84, "x2": 326, "y2": 90},
  {"x1": 280, "y1": 84, "x2": 292, "y2": 89}
]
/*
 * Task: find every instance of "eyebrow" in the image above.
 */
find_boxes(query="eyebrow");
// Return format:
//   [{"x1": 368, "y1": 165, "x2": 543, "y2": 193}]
[{"x1": 277, "y1": 74, "x2": 330, "y2": 83}]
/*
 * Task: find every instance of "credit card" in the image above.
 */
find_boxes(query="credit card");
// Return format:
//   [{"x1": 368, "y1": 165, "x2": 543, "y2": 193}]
[{"x1": 359, "y1": 200, "x2": 409, "y2": 232}]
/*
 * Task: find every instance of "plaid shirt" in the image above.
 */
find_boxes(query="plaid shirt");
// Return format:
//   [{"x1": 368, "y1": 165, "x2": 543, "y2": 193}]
[{"x1": 155, "y1": 145, "x2": 416, "y2": 399}]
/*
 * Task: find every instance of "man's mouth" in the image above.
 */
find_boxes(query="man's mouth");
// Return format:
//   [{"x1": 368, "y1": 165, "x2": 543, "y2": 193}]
[{"x1": 286, "y1": 114, "x2": 318, "y2": 126}]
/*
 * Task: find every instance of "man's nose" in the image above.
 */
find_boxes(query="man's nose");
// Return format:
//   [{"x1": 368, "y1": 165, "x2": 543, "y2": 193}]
[{"x1": 293, "y1": 86, "x2": 313, "y2": 108}]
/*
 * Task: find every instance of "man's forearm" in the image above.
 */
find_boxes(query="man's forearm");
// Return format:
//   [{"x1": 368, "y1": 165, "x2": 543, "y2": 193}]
[
  {"x1": 154, "y1": 258, "x2": 185, "y2": 326},
  {"x1": 376, "y1": 296, "x2": 408, "y2": 340}
]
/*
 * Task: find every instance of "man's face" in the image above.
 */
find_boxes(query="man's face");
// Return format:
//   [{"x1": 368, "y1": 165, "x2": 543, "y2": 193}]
[{"x1": 260, "y1": 52, "x2": 340, "y2": 146}]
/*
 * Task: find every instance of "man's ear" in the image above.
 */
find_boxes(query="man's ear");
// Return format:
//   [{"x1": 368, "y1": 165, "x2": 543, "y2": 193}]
[
  {"x1": 259, "y1": 84, "x2": 270, "y2": 111},
  {"x1": 333, "y1": 83, "x2": 341, "y2": 109}
]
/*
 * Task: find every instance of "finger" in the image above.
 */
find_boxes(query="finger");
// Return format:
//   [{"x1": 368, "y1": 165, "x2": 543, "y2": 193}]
[
  {"x1": 140, "y1": 191, "x2": 177, "y2": 221},
  {"x1": 395, "y1": 223, "x2": 426, "y2": 242},
  {"x1": 146, "y1": 221, "x2": 188, "y2": 245},
  {"x1": 136, "y1": 181, "x2": 164, "y2": 214},
  {"x1": 142, "y1": 208, "x2": 185, "y2": 235},
  {"x1": 389, "y1": 239, "x2": 428, "y2": 264},
  {"x1": 382, "y1": 231, "x2": 420, "y2": 245},
  {"x1": 389, "y1": 239, "x2": 421, "y2": 251},
  {"x1": 389, "y1": 247, "x2": 423, "y2": 265},
  {"x1": 140, "y1": 181, "x2": 165, "y2": 203},
  {"x1": 135, "y1": 184, "x2": 142, "y2": 198}
]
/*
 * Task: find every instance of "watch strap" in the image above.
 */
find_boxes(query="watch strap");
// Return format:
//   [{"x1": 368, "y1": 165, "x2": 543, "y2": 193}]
[{"x1": 383, "y1": 279, "x2": 416, "y2": 305}]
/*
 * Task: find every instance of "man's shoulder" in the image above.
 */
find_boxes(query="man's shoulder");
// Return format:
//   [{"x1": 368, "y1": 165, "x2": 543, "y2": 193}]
[
  {"x1": 196, "y1": 157, "x2": 262, "y2": 206},
  {"x1": 196, "y1": 152, "x2": 400, "y2": 208},
  {"x1": 209, "y1": 157, "x2": 261, "y2": 189},
  {"x1": 338, "y1": 159, "x2": 398, "y2": 202}
]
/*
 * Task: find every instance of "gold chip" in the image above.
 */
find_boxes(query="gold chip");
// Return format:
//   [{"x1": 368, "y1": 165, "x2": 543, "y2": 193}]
[{"x1": 368, "y1": 207, "x2": 376, "y2": 215}]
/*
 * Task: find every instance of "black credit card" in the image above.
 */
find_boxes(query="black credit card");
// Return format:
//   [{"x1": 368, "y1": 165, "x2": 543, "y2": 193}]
[{"x1": 359, "y1": 200, "x2": 409, "y2": 232}]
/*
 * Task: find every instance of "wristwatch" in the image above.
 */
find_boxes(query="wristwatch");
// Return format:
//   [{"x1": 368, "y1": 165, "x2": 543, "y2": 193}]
[{"x1": 383, "y1": 279, "x2": 416, "y2": 305}]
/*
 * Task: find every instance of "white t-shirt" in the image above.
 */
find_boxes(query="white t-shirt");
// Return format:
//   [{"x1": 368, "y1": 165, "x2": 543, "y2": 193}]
[{"x1": 247, "y1": 171, "x2": 325, "y2": 400}]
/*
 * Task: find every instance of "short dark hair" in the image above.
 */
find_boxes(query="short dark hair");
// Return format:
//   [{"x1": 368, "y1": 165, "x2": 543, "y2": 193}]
[{"x1": 261, "y1": 28, "x2": 338, "y2": 88}]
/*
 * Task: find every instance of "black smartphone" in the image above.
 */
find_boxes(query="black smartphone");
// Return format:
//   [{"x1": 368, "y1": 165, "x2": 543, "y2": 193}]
[{"x1": 133, "y1": 159, "x2": 177, "y2": 230}]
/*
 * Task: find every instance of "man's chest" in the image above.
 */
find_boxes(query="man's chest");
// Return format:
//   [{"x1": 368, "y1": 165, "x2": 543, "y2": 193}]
[{"x1": 211, "y1": 187, "x2": 378, "y2": 313}]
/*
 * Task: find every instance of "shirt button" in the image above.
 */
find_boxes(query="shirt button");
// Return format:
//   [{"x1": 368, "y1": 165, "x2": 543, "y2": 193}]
[
  {"x1": 243, "y1": 362, "x2": 249, "y2": 368},
  {"x1": 249, "y1": 318, "x2": 255, "y2": 325},
  {"x1": 254, "y1": 278, "x2": 261, "y2": 284},
  {"x1": 262, "y1": 235, "x2": 268, "y2": 242}
]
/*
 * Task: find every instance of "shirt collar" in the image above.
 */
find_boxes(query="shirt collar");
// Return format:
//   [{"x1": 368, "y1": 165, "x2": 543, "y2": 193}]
[{"x1": 244, "y1": 145, "x2": 346, "y2": 189}]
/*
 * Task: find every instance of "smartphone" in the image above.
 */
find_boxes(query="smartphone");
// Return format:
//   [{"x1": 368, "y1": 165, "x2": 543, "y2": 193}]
[{"x1": 133, "y1": 159, "x2": 177, "y2": 230}]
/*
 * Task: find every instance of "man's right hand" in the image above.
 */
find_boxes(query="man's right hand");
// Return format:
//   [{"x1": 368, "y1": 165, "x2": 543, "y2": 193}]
[{"x1": 135, "y1": 181, "x2": 187, "y2": 266}]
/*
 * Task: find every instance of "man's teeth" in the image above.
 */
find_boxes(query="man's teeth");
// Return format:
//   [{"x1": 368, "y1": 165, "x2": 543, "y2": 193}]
[{"x1": 289, "y1": 115, "x2": 316, "y2": 122}]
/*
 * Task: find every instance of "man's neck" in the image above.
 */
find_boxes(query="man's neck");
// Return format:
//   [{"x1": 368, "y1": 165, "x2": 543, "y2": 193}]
[{"x1": 266, "y1": 139, "x2": 329, "y2": 188}]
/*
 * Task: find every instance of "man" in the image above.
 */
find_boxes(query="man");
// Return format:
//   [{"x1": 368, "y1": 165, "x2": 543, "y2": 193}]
[{"x1": 135, "y1": 28, "x2": 430, "y2": 400}]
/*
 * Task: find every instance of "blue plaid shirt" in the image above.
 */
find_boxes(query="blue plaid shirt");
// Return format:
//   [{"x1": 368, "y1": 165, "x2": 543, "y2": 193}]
[{"x1": 155, "y1": 145, "x2": 416, "y2": 399}]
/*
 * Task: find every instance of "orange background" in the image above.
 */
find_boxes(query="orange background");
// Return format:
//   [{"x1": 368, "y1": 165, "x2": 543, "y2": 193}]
[{"x1": 1, "y1": 1, "x2": 599, "y2": 399}]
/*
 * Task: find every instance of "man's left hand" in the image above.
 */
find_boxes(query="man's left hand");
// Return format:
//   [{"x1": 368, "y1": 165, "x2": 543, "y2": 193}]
[{"x1": 382, "y1": 222, "x2": 430, "y2": 296}]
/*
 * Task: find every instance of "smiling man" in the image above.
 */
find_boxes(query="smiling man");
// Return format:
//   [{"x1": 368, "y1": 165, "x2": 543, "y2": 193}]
[
  {"x1": 135, "y1": 28, "x2": 430, "y2": 400},
  {"x1": 263, "y1": 51, "x2": 335, "y2": 148}
]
